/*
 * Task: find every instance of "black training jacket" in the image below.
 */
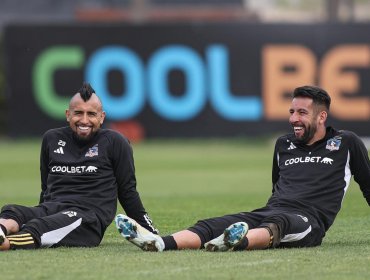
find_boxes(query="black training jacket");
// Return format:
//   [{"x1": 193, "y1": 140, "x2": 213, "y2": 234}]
[
  {"x1": 268, "y1": 126, "x2": 370, "y2": 231},
  {"x1": 39, "y1": 126, "x2": 158, "y2": 234}
]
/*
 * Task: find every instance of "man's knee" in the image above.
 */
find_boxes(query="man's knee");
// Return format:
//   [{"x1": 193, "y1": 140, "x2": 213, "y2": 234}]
[
  {"x1": 258, "y1": 223, "x2": 282, "y2": 248},
  {"x1": 0, "y1": 204, "x2": 25, "y2": 226},
  {"x1": 1, "y1": 204, "x2": 24, "y2": 215},
  {"x1": 1, "y1": 204, "x2": 19, "y2": 213}
]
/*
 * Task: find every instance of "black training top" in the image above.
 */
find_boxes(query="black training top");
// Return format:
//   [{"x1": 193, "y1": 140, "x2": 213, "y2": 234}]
[
  {"x1": 39, "y1": 126, "x2": 158, "y2": 234},
  {"x1": 268, "y1": 126, "x2": 370, "y2": 231}
]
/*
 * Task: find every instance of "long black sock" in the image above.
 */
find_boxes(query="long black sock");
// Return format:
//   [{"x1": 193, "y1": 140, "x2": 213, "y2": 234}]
[
  {"x1": 233, "y1": 237, "x2": 249, "y2": 251},
  {"x1": 162, "y1": 235, "x2": 178, "y2": 251},
  {"x1": 0, "y1": 224, "x2": 7, "y2": 236}
]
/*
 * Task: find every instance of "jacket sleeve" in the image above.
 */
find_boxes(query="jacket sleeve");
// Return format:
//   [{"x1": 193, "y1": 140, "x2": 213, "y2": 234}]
[
  {"x1": 113, "y1": 134, "x2": 159, "y2": 234},
  {"x1": 271, "y1": 138, "x2": 281, "y2": 193},
  {"x1": 348, "y1": 132, "x2": 370, "y2": 205},
  {"x1": 39, "y1": 133, "x2": 49, "y2": 204}
]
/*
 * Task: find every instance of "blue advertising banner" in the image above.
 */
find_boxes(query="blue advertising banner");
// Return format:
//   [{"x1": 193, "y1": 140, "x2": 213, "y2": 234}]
[{"x1": 4, "y1": 23, "x2": 370, "y2": 139}]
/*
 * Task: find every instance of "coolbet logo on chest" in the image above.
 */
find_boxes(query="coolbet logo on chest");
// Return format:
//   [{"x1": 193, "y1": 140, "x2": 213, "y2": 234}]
[
  {"x1": 51, "y1": 165, "x2": 98, "y2": 174},
  {"x1": 285, "y1": 157, "x2": 334, "y2": 166}
]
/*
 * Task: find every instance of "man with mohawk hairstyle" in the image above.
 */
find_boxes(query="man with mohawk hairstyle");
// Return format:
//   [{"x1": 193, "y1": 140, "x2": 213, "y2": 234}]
[{"x1": 0, "y1": 82, "x2": 158, "y2": 250}]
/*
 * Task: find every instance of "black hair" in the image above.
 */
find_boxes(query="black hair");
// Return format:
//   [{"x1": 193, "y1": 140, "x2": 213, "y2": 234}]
[
  {"x1": 293, "y1": 85, "x2": 331, "y2": 111},
  {"x1": 78, "y1": 82, "x2": 95, "y2": 102}
]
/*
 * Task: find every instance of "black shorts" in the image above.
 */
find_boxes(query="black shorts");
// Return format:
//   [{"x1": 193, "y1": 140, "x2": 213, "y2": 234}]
[
  {"x1": 0, "y1": 202, "x2": 103, "y2": 248},
  {"x1": 188, "y1": 206, "x2": 325, "y2": 248}
]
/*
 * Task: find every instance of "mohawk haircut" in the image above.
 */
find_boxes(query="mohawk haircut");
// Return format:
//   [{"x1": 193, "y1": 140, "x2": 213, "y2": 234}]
[
  {"x1": 293, "y1": 85, "x2": 331, "y2": 111},
  {"x1": 78, "y1": 82, "x2": 96, "y2": 102}
]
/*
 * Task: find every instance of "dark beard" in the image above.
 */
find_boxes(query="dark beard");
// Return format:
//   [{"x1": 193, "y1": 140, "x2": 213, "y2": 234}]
[
  {"x1": 296, "y1": 124, "x2": 316, "y2": 144},
  {"x1": 72, "y1": 130, "x2": 97, "y2": 145}
]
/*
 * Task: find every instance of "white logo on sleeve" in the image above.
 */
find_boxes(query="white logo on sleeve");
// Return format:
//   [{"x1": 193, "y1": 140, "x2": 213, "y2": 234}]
[
  {"x1": 53, "y1": 147, "x2": 64, "y2": 154},
  {"x1": 54, "y1": 140, "x2": 66, "y2": 154},
  {"x1": 287, "y1": 142, "x2": 296, "y2": 150}
]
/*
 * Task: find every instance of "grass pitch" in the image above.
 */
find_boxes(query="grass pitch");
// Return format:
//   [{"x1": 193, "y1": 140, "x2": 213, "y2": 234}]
[{"x1": 0, "y1": 139, "x2": 369, "y2": 280}]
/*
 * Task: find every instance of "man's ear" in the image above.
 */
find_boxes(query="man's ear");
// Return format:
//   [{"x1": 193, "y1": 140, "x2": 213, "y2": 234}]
[
  {"x1": 66, "y1": 109, "x2": 70, "y2": 122},
  {"x1": 100, "y1": 111, "x2": 106, "y2": 125},
  {"x1": 319, "y1": 111, "x2": 327, "y2": 124}
]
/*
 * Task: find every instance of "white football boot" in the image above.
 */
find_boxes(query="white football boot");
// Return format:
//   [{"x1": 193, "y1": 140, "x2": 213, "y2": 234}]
[
  {"x1": 205, "y1": 222, "x2": 249, "y2": 252},
  {"x1": 115, "y1": 214, "x2": 164, "y2": 252}
]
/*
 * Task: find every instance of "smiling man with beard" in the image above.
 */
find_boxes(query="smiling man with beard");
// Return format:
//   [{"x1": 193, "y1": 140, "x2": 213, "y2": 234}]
[
  {"x1": 289, "y1": 87, "x2": 329, "y2": 145},
  {"x1": 0, "y1": 82, "x2": 158, "y2": 250},
  {"x1": 67, "y1": 89, "x2": 105, "y2": 143},
  {"x1": 114, "y1": 85, "x2": 370, "y2": 253}
]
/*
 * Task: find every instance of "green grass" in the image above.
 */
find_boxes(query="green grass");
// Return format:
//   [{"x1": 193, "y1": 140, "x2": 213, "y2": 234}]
[{"x1": 0, "y1": 139, "x2": 369, "y2": 280}]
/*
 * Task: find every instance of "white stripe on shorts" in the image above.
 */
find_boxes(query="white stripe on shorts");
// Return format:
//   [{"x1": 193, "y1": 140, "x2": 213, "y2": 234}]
[
  {"x1": 40, "y1": 218, "x2": 82, "y2": 247},
  {"x1": 280, "y1": 225, "x2": 312, "y2": 243}
]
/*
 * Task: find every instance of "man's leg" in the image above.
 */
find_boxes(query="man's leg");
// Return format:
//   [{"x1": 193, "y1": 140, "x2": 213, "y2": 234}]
[
  {"x1": 27, "y1": 209, "x2": 102, "y2": 248},
  {"x1": 1, "y1": 204, "x2": 102, "y2": 250},
  {"x1": 245, "y1": 227, "x2": 272, "y2": 249},
  {"x1": 0, "y1": 204, "x2": 45, "y2": 251},
  {"x1": 115, "y1": 212, "x2": 254, "y2": 251},
  {"x1": 116, "y1": 215, "x2": 203, "y2": 251},
  {"x1": 204, "y1": 222, "x2": 249, "y2": 251},
  {"x1": 206, "y1": 211, "x2": 324, "y2": 251},
  {"x1": 174, "y1": 225, "x2": 276, "y2": 251},
  {"x1": 171, "y1": 230, "x2": 202, "y2": 249},
  {"x1": 274, "y1": 213, "x2": 324, "y2": 248},
  {"x1": 205, "y1": 222, "x2": 280, "y2": 251}
]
